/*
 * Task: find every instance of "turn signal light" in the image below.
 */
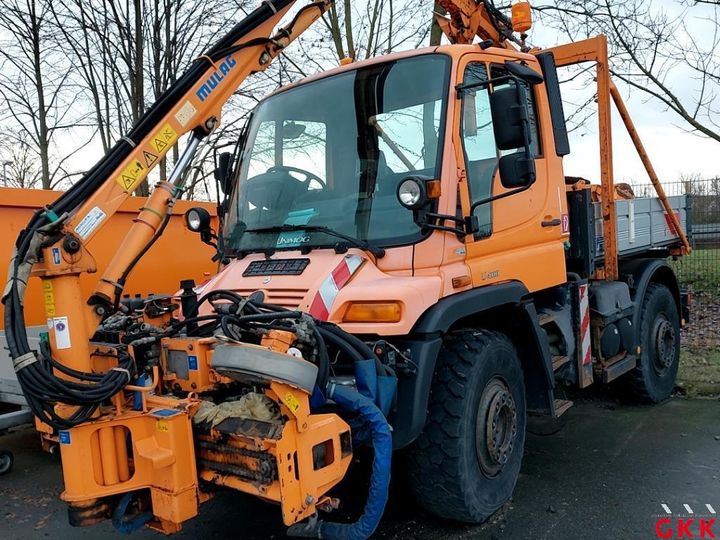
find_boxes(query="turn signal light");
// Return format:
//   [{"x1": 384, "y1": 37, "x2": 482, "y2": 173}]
[
  {"x1": 511, "y1": 1, "x2": 532, "y2": 33},
  {"x1": 342, "y1": 302, "x2": 402, "y2": 323}
]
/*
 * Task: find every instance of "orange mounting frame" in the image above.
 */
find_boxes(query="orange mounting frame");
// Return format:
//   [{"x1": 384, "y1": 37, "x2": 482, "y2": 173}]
[{"x1": 546, "y1": 36, "x2": 691, "y2": 280}]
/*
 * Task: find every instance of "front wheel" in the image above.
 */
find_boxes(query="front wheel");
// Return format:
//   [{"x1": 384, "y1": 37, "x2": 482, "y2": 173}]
[{"x1": 407, "y1": 329, "x2": 526, "y2": 523}]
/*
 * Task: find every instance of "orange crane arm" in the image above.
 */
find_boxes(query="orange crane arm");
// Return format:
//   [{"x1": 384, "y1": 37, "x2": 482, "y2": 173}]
[
  {"x1": 435, "y1": 0, "x2": 524, "y2": 49},
  {"x1": 1, "y1": 0, "x2": 332, "y2": 429},
  {"x1": 40, "y1": 0, "x2": 331, "y2": 311},
  {"x1": 70, "y1": 0, "x2": 330, "y2": 242}
]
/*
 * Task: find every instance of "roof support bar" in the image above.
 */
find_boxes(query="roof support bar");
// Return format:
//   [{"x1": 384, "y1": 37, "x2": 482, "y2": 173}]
[{"x1": 545, "y1": 36, "x2": 690, "y2": 280}]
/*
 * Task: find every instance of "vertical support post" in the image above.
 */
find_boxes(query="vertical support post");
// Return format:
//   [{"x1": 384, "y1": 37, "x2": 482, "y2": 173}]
[
  {"x1": 595, "y1": 35, "x2": 619, "y2": 280},
  {"x1": 48, "y1": 274, "x2": 94, "y2": 374}
]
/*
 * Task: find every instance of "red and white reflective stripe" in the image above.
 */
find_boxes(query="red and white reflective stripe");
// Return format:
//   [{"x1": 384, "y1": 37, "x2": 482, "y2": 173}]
[
  {"x1": 578, "y1": 283, "x2": 592, "y2": 365},
  {"x1": 309, "y1": 255, "x2": 364, "y2": 320}
]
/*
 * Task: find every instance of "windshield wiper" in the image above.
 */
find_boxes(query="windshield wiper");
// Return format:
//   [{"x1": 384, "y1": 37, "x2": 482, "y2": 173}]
[{"x1": 244, "y1": 224, "x2": 385, "y2": 258}]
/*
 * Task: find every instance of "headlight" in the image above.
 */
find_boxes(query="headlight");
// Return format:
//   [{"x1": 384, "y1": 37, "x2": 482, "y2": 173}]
[
  {"x1": 397, "y1": 177, "x2": 426, "y2": 209},
  {"x1": 184, "y1": 207, "x2": 211, "y2": 232}
]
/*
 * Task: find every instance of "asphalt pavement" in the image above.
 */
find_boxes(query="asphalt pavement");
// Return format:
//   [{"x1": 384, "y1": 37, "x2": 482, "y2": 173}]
[{"x1": 1, "y1": 396, "x2": 719, "y2": 540}]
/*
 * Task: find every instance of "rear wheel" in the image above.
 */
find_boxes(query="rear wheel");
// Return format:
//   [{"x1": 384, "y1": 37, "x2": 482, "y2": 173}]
[
  {"x1": 624, "y1": 283, "x2": 680, "y2": 402},
  {"x1": 407, "y1": 330, "x2": 526, "y2": 523}
]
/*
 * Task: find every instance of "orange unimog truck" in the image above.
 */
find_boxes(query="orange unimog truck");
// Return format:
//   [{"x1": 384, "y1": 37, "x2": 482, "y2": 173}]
[{"x1": 2, "y1": 0, "x2": 691, "y2": 538}]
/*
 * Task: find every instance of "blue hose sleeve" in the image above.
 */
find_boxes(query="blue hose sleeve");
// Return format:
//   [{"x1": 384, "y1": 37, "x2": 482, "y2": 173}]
[
  {"x1": 319, "y1": 384, "x2": 393, "y2": 540},
  {"x1": 353, "y1": 359, "x2": 378, "y2": 403},
  {"x1": 112, "y1": 493, "x2": 153, "y2": 534},
  {"x1": 376, "y1": 375, "x2": 396, "y2": 418}
]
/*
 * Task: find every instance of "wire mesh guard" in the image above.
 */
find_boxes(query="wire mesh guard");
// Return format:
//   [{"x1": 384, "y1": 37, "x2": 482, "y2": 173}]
[{"x1": 632, "y1": 178, "x2": 720, "y2": 351}]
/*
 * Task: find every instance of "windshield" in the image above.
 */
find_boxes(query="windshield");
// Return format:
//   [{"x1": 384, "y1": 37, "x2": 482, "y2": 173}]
[{"x1": 225, "y1": 54, "x2": 450, "y2": 254}]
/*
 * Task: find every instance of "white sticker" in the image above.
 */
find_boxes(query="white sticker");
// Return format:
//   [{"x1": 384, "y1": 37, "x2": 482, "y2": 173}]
[
  {"x1": 74, "y1": 206, "x2": 106, "y2": 239},
  {"x1": 46, "y1": 318, "x2": 53, "y2": 330},
  {"x1": 175, "y1": 100, "x2": 197, "y2": 128},
  {"x1": 53, "y1": 316, "x2": 71, "y2": 349}
]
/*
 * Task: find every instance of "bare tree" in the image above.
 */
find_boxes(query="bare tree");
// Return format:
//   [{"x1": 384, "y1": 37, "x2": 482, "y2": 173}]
[
  {"x1": 0, "y1": 0, "x2": 88, "y2": 189},
  {"x1": 535, "y1": 0, "x2": 720, "y2": 143},
  {"x1": 0, "y1": 131, "x2": 43, "y2": 188}
]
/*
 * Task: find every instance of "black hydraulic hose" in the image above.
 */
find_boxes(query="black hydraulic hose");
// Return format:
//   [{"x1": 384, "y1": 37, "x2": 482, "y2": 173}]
[
  {"x1": 312, "y1": 326, "x2": 330, "y2": 391},
  {"x1": 318, "y1": 328, "x2": 365, "y2": 363},
  {"x1": 185, "y1": 290, "x2": 251, "y2": 318},
  {"x1": 320, "y1": 324, "x2": 391, "y2": 376}
]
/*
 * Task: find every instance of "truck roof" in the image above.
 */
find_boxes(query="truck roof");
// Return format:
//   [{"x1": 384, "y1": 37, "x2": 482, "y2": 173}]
[{"x1": 265, "y1": 43, "x2": 538, "y2": 99}]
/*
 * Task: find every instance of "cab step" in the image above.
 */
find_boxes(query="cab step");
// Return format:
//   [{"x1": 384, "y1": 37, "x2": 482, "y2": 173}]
[
  {"x1": 600, "y1": 354, "x2": 637, "y2": 383},
  {"x1": 537, "y1": 312, "x2": 558, "y2": 326},
  {"x1": 553, "y1": 399, "x2": 573, "y2": 418},
  {"x1": 552, "y1": 355, "x2": 570, "y2": 371}
]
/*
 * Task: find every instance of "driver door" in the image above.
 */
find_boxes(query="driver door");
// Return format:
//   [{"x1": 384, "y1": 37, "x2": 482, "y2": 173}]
[{"x1": 454, "y1": 53, "x2": 567, "y2": 293}]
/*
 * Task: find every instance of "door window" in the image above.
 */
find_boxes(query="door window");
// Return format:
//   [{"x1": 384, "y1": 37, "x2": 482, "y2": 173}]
[
  {"x1": 461, "y1": 63, "x2": 497, "y2": 238},
  {"x1": 461, "y1": 62, "x2": 541, "y2": 239}
]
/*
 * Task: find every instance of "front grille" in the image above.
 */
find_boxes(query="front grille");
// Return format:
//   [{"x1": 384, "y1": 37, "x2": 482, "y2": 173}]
[{"x1": 234, "y1": 288, "x2": 309, "y2": 310}]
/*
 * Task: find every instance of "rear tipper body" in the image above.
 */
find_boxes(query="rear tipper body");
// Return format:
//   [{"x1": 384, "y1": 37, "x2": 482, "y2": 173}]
[{"x1": 2, "y1": 0, "x2": 690, "y2": 537}]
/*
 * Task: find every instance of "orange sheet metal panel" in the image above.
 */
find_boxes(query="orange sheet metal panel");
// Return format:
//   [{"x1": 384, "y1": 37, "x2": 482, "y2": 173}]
[{"x1": 0, "y1": 187, "x2": 217, "y2": 328}]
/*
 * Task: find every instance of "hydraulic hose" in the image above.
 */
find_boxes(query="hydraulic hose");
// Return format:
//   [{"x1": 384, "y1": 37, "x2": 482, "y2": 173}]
[{"x1": 288, "y1": 383, "x2": 393, "y2": 540}]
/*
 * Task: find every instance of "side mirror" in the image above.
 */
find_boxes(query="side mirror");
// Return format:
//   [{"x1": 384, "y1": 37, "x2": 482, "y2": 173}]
[
  {"x1": 215, "y1": 152, "x2": 233, "y2": 195},
  {"x1": 490, "y1": 85, "x2": 528, "y2": 150},
  {"x1": 498, "y1": 152, "x2": 535, "y2": 188},
  {"x1": 504, "y1": 61, "x2": 544, "y2": 85},
  {"x1": 490, "y1": 83, "x2": 536, "y2": 189}
]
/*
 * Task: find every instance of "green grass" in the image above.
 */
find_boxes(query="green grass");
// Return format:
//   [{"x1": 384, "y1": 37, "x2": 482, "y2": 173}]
[
  {"x1": 678, "y1": 348, "x2": 720, "y2": 397},
  {"x1": 671, "y1": 248, "x2": 720, "y2": 291}
]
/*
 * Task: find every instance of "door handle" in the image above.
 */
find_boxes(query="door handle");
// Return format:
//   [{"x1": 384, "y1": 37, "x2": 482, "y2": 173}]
[{"x1": 541, "y1": 218, "x2": 561, "y2": 227}]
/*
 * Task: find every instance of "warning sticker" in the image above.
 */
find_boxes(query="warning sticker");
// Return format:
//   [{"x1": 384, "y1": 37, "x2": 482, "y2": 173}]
[
  {"x1": 42, "y1": 279, "x2": 56, "y2": 317},
  {"x1": 283, "y1": 392, "x2": 300, "y2": 413},
  {"x1": 561, "y1": 213, "x2": 570, "y2": 234},
  {"x1": 116, "y1": 158, "x2": 146, "y2": 192},
  {"x1": 74, "y1": 206, "x2": 107, "y2": 239},
  {"x1": 143, "y1": 150, "x2": 158, "y2": 167},
  {"x1": 156, "y1": 420, "x2": 169, "y2": 433},
  {"x1": 150, "y1": 123, "x2": 178, "y2": 154},
  {"x1": 53, "y1": 316, "x2": 71, "y2": 350},
  {"x1": 175, "y1": 101, "x2": 197, "y2": 128}
]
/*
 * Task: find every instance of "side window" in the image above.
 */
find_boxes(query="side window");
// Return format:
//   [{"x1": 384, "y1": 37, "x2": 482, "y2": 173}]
[
  {"x1": 461, "y1": 63, "x2": 497, "y2": 239},
  {"x1": 372, "y1": 100, "x2": 443, "y2": 173}
]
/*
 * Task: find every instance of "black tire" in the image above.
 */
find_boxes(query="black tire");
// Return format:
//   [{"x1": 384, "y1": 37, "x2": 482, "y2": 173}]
[
  {"x1": 407, "y1": 329, "x2": 526, "y2": 523},
  {"x1": 624, "y1": 283, "x2": 680, "y2": 403},
  {"x1": 0, "y1": 450, "x2": 14, "y2": 475}
]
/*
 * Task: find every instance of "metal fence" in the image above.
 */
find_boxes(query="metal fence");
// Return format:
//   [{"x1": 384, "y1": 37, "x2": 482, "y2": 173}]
[{"x1": 631, "y1": 178, "x2": 720, "y2": 295}]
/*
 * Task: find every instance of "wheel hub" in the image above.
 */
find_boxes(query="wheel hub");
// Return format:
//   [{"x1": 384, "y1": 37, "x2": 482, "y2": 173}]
[
  {"x1": 652, "y1": 317, "x2": 676, "y2": 376},
  {"x1": 477, "y1": 378, "x2": 517, "y2": 476}
]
